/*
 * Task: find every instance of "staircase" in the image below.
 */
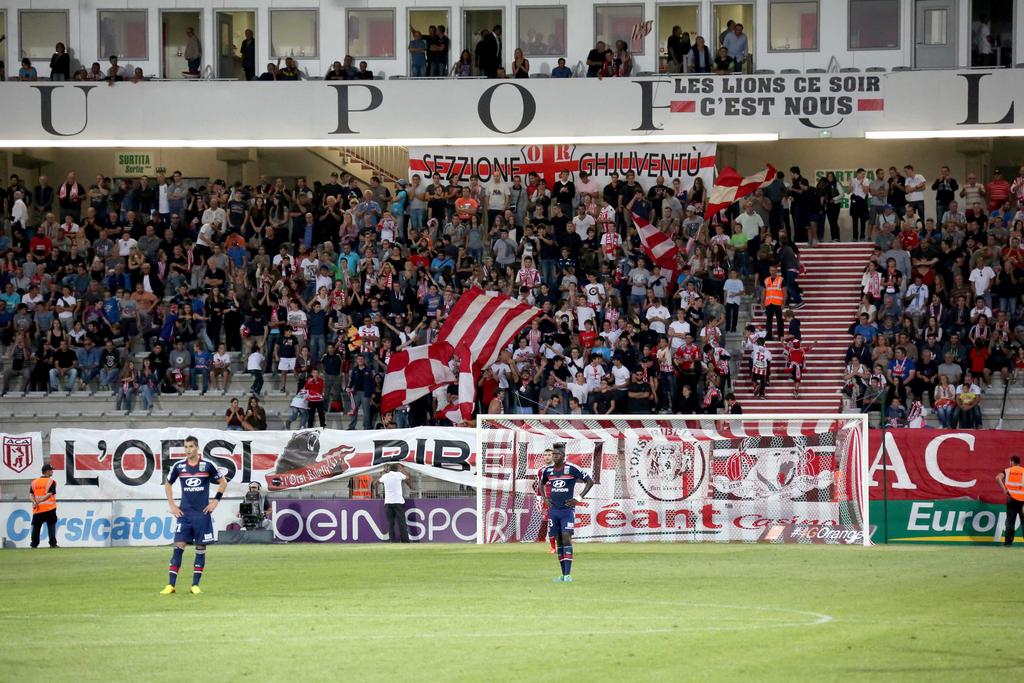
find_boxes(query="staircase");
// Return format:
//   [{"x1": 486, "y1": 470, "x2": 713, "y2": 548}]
[{"x1": 734, "y1": 242, "x2": 873, "y2": 413}]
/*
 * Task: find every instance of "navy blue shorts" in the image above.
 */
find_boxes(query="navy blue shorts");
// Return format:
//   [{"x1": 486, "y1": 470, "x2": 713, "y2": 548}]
[
  {"x1": 547, "y1": 507, "x2": 575, "y2": 538},
  {"x1": 174, "y1": 511, "x2": 215, "y2": 545}
]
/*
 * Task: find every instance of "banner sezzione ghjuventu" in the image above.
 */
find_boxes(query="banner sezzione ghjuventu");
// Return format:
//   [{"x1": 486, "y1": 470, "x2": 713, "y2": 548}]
[
  {"x1": 868, "y1": 429, "x2": 1024, "y2": 544},
  {"x1": 48, "y1": 427, "x2": 476, "y2": 500}
]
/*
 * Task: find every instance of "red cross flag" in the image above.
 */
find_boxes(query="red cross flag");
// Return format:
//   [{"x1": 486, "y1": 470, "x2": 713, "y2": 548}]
[
  {"x1": 706, "y1": 164, "x2": 777, "y2": 219},
  {"x1": 632, "y1": 211, "x2": 680, "y2": 270}
]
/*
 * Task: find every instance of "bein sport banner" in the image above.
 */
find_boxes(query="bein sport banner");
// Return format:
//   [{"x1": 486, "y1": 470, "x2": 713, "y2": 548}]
[
  {"x1": 48, "y1": 427, "x2": 476, "y2": 501},
  {"x1": 408, "y1": 143, "x2": 716, "y2": 190}
]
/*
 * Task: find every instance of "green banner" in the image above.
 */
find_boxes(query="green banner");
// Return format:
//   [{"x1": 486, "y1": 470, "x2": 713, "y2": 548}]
[{"x1": 870, "y1": 499, "x2": 1019, "y2": 545}]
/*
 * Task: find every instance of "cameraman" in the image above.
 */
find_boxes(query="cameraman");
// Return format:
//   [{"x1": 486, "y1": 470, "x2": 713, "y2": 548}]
[{"x1": 237, "y1": 482, "x2": 272, "y2": 530}]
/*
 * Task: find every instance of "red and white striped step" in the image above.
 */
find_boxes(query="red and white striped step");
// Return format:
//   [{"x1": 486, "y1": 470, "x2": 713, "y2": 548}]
[{"x1": 733, "y1": 242, "x2": 873, "y2": 414}]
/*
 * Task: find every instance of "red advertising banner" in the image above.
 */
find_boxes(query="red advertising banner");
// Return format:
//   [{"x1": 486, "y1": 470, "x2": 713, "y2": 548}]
[{"x1": 868, "y1": 429, "x2": 1021, "y2": 505}]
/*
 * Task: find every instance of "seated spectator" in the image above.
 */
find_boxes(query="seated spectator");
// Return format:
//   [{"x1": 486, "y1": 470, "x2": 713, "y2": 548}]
[
  {"x1": 356, "y1": 61, "x2": 374, "y2": 80},
  {"x1": 258, "y1": 63, "x2": 278, "y2": 81},
  {"x1": 551, "y1": 58, "x2": 572, "y2": 78},
  {"x1": 18, "y1": 59, "x2": 38, "y2": 81},
  {"x1": 106, "y1": 56, "x2": 125, "y2": 83},
  {"x1": 713, "y1": 47, "x2": 734, "y2": 75},
  {"x1": 452, "y1": 50, "x2": 474, "y2": 77},
  {"x1": 277, "y1": 57, "x2": 302, "y2": 81}
]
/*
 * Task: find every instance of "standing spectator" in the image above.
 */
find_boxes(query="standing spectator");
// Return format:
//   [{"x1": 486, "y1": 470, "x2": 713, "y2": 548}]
[
  {"x1": 931, "y1": 166, "x2": 959, "y2": 222},
  {"x1": 247, "y1": 343, "x2": 265, "y2": 396},
  {"x1": 690, "y1": 36, "x2": 713, "y2": 73},
  {"x1": 50, "y1": 42, "x2": 70, "y2": 81},
  {"x1": 763, "y1": 264, "x2": 785, "y2": 341},
  {"x1": 849, "y1": 168, "x2": 870, "y2": 241},
  {"x1": 722, "y1": 23, "x2": 748, "y2": 73},
  {"x1": 585, "y1": 41, "x2": 607, "y2": 77},
  {"x1": 903, "y1": 165, "x2": 927, "y2": 221},
  {"x1": 986, "y1": 168, "x2": 1011, "y2": 212},
  {"x1": 284, "y1": 388, "x2": 309, "y2": 430},
  {"x1": 429, "y1": 25, "x2": 451, "y2": 77},
  {"x1": 409, "y1": 29, "x2": 428, "y2": 78},
  {"x1": 240, "y1": 29, "x2": 255, "y2": 81},
  {"x1": 997, "y1": 455, "x2": 1024, "y2": 547},
  {"x1": 667, "y1": 26, "x2": 690, "y2": 72},
  {"x1": 348, "y1": 354, "x2": 376, "y2": 430},
  {"x1": 379, "y1": 463, "x2": 411, "y2": 543},
  {"x1": 184, "y1": 27, "x2": 202, "y2": 76},
  {"x1": 303, "y1": 367, "x2": 326, "y2": 428},
  {"x1": 475, "y1": 27, "x2": 500, "y2": 78}
]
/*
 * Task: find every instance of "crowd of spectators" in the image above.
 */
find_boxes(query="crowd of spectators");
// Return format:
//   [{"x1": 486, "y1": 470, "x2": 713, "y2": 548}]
[
  {"x1": 3, "y1": 19, "x2": 758, "y2": 83},
  {"x1": 1, "y1": 158, "x2": 1021, "y2": 430},
  {"x1": 840, "y1": 164, "x2": 1024, "y2": 428}
]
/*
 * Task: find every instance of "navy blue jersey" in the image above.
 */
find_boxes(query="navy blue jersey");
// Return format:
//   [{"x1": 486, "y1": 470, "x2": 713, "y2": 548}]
[
  {"x1": 538, "y1": 464, "x2": 592, "y2": 510},
  {"x1": 167, "y1": 458, "x2": 223, "y2": 513}
]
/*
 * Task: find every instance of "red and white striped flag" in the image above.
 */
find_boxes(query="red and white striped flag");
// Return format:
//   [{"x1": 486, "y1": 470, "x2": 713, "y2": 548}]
[
  {"x1": 434, "y1": 343, "x2": 475, "y2": 425},
  {"x1": 381, "y1": 288, "x2": 540, "y2": 416},
  {"x1": 632, "y1": 211, "x2": 680, "y2": 270},
  {"x1": 381, "y1": 342, "x2": 455, "y2": 414},
  {"x1": 705, "y1": 164, "x2": 777, "y2": 219},
  {"x1": 437, "y1": 287, "x2": 540, "y2": 374}
]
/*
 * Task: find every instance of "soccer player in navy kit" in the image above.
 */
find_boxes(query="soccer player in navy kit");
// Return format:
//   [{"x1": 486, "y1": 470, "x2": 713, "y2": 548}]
[
  {"x1": 537, "y1": 446, "x2": 593, "y2": 582},
  {"x1": 160, "y1": 436, "x2": 227, "y2": 595}
]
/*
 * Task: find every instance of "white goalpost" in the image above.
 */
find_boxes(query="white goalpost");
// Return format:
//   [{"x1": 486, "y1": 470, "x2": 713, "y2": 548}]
[{"x1": 476, "y1": 414, "x2": 871, "y2": 546}]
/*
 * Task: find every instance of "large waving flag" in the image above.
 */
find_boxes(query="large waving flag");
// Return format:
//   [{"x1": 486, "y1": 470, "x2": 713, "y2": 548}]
[
  {"x1": 632, "y1": 211, "x2": 680, "y2": 270},
  {"x1": 381, "y1": 287, "x2": 540, "y2": 417},
  {"x1": 706, "y1": 164, "x2": 776, "y2": 218}
]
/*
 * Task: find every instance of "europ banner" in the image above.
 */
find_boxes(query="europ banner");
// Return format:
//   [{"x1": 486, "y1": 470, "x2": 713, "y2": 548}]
[
  {"x1": 49, "y1": 426, "x2": 476, "y2": 501},
  {"x1": 0, "y1": 499, "x2": 240, "y2": 548},
  {"x1": 273, "y1": 499, "x2": 477, "y2": 543},
  {"x1": 868, "y1": 429, "x2": 1024, "y2": 544}
]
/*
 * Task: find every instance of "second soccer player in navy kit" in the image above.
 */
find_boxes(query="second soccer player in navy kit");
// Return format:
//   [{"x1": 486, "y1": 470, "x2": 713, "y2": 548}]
[
  {"x1": 537, "y1": 446, "x2": 593, "y2": 582},
  {"x1": 161, "y1": 435, "x2": 228, "y2": 595}
]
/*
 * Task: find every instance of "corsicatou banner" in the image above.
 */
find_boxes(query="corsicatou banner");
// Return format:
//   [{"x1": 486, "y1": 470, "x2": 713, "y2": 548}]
[
  {"x1": 0, "y1": 70, "x2": 1019, "y2": 143},
  {"x1": 408, "y1": 143, "x2": 716, "y2": 190},
  {"x1": 1, "y1": 432, "x2": 44, "y2": 480},
  {"x1": 49, "y1": 427, "x2": 476, "y2": 500}
]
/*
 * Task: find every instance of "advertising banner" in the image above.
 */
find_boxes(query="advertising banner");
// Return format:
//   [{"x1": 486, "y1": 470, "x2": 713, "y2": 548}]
[
  {"x1": 408, "y1": 143, "x2": 716, "y2": 190},
  {"x1": 0, "y1": 432, "x2": 44, "y2": 481},
  {"x1": 273, "y1": 499, "x2": 477, "y2": 544},
  {"x1": 49, "y1": 427, "x2": 476, "y2": 501},
  {"x1": 0, "y1": 499, "x2": 241, "y2": 548},
  {"x1": 2, "y1": 70, "x2": 1018, "y2": 143},
  {"x1": 867, "y1": 429, "x2": 1018, "y2": 505},
  {"x1": 870, "y1": 500, "x2": 1020, "y2": 545}
]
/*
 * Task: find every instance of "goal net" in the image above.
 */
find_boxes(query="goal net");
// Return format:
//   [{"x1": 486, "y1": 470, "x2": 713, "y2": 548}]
[{"x1": 476, "y1": 415, "x2": 870, "y2": 546}]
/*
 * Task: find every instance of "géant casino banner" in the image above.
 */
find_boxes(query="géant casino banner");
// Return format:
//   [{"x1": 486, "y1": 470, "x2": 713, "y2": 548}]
[
  {"x1": 0, "y1": 70, "x2": 1020, "y2": 143},
  {"x1": 47, "y1": 427, "x2": 476, "y2": 500}
]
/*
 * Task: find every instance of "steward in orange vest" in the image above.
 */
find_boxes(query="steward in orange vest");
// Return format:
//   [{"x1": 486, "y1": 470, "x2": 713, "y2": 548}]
[
  {"x1": 30, "y1": 463, "x2": 58, "y2": 548},
  {"x1": 352, "y1": 474, "x2": 374, "y2": 499},
  {"x1": 762, "y1": 264, "x2": 786, "y2": 340},
  {"x1": 997, "y1": 455, "x2": 1024, "y2": 547}
]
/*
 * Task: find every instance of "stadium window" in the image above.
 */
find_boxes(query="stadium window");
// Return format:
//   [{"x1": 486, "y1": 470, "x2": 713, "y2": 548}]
[
  {"x1": 768, "y1": 1, "x2": 819, "y2": 52},
  {"x1": 97, "y1": 10, "x2": 148, "y2": 61},
  {"x1": 656, "y1": 4, "x2": 700, "y2": 55},
  {"x1": 517, "y1": 7, "x2": 566, "y2": 58},
  {"x1": 595, "y1": 4, "x2": 647, "y2": 56},
  {"x1": 270, "y1": 9, "x2": 319, "y2": 59},
  {"x1": 18, "y1": 10, "x2": 69, "y2": 60},
  {"x1": 346, "y1": 9, "x2": 396, "y2": 60},
  {"x1": 849, "y1": 0, "x2": 900, "y2": 50}
]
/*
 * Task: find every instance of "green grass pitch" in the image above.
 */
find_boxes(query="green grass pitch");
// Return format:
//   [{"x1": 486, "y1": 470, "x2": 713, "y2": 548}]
[{"x1": 0, "y1": 543, "x2": 1018, "y2": 681}]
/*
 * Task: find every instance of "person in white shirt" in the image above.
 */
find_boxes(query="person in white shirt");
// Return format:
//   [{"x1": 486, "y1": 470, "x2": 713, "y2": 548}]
[
  {"x1": 117, "y1": 235, "x2": 138, "y2": 257},
  {"x1": 969, "y1": 263, "x2": 996, "y2": 305},
  {"x1": 378, "y1": 463, "x2": 410, "y2": 543},
  {"x1": 610, "y1": 357, "x2": 631, "y2": 389},
  {"x1": 645, "y1": 299, "x2": 670, "y2": 334},
  {"x1": 573, "y1": 204, "x2": 596, "y2": 235},
  {"x1": 485, "y1": 177, "x2": 509, "y2": 226},
  {"x1": 583, "y1": 357, "x2": 606, "y2": 391},
  {"x1": 902, "y1": 165, "x2": 927, "y2": 221},
  {"x1": 10, "y1": 191, "x2": 28, "y2": 228},
  {"x1": 563, "y1": 372, "x2": 590, "y2": 406},
  {"x1": 202, "y1": 197, "x2": 227, "y2": 228},
  {"x1": 490, "y1": 360, "x2": 512, "y2": 389},
  {"x1": 576, "y1": 170, "x2": 600, "y2": 198},
  {"x1": 668, "y1": 309, "x2": 691, "y2": 350},
  {"x1": 246, "y1": 344, "x2": 266, "y2": 395},
  {"x1": 736, "y1": 202, "x2": 764, "y2": 239}
]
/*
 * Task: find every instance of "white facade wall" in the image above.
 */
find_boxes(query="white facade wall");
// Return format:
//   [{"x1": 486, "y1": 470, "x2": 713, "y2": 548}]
[{"x1": 2, "y1": 0, "x2": 1022, "y2": 80}]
